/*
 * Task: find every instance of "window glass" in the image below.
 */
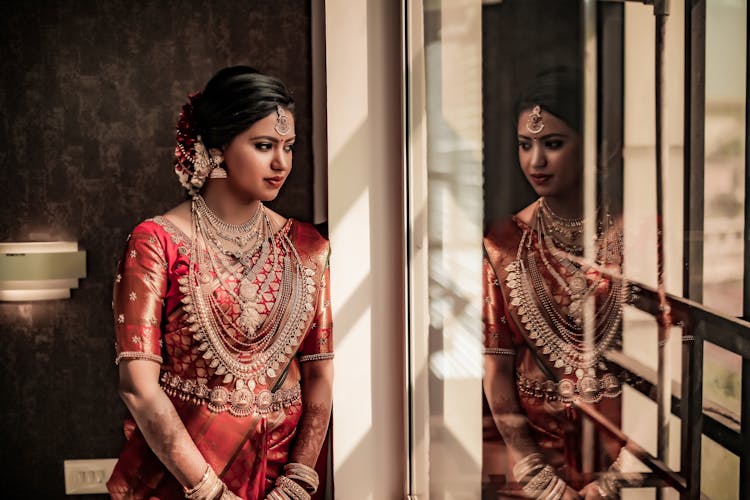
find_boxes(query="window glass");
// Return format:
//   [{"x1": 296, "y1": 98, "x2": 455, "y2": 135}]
[
  {"x1": 703, "y1": 0, "x2": 746, "y2": 316},
  {"x1": 410, "y1": 1, "x2": 749, "y2": 498},
  {"x1": 423, "y1": 1, "x2": 484, "y2": 497}
]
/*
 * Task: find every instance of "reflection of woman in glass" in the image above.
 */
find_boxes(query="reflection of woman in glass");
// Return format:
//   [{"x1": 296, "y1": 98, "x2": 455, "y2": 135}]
[
  {"x1": 483, "y1": 69, "x2": 628, "y2": 499},
  {"x1": 107, "y1": 66, "x2": 333, "y2": 500}
]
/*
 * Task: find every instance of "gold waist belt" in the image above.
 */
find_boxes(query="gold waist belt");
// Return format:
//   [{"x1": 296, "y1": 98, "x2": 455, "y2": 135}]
[
  {"x1": 160, "y1": 371, "x2": 301, "y2": 418},
  {"x1": 516, "y1": 371, "x2": 627, "y2": 404}
]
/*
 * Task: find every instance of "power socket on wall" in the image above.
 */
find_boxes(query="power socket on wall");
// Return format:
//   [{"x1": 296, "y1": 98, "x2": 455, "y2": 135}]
[{"x1": 63, "y1": 459, "x2": 117, "y2": 495}]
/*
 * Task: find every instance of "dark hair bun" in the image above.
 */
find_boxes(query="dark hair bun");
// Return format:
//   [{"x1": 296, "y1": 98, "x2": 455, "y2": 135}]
[{"x1": 193, "y1": 65, "x2": 295, "y2": 148}]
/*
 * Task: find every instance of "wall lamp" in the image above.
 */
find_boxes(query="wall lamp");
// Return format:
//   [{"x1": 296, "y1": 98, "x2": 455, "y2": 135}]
[{"x1": 0, "y1": 242, "x2": 87, "y2": 301}]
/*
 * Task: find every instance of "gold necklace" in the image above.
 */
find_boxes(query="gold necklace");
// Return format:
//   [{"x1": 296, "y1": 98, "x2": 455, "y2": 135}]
[
  {"x1": 179, "y1": 197, "x2": 319, "y2": 390},
  {"x1": 193, "y1": 195, "x2": 265, "y2": 257},
  {"x1": 195, "y1": 196, "x2": 276, "y2": 332},
  {"x1": 507, "y1": 215, "x2": 625, "y2": 379},
  {"x1": 538, "y1": 198, "x2": 584, "y2": 254}
]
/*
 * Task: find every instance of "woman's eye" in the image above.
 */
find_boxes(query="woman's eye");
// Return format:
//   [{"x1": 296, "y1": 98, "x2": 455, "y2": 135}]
[
  {"x1": 546, "y1": 140, "x2": 563, "y2": 149},
  {"x1": 255, "y1": 143, "x2": 273, "y2": 151},
  {"x1": 284, "y1": 144, "x2": 295, "y2": 153},
  {"x1": 518, "y1": 142, "x2": 531, "y2": 151}
]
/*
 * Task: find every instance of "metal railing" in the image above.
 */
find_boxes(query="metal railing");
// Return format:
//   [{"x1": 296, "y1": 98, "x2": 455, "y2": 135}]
[{"x1": 580, "y1": 281, "x2": 750, "y2": 499}]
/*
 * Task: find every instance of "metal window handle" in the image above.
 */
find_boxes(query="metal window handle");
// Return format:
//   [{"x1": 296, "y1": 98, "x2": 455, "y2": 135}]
[{"x1": 599, "y1": 0, "x2": 670, "y2": 16}]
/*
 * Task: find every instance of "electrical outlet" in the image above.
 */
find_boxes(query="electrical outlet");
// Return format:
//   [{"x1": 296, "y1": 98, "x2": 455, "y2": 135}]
[{"x1": 63, "y1": 459, "x2": 117, "y2": 495}]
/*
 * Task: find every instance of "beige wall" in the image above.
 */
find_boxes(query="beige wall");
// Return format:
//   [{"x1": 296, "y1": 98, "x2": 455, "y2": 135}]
[{"x1": 325, "y1": 1, "x2": 407, "y2": 498}]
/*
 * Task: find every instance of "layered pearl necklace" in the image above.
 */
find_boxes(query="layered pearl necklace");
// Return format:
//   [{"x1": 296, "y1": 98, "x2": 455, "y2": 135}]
[
  {"x1": 193, "y1": 195, "x2": 275, "y2": 333},
  {"x1": 505, "y1": 198, "x2": 624, "y2": 380},
  {"x1": 179, "y1": 195, "x2": 318, "y2": 390}
]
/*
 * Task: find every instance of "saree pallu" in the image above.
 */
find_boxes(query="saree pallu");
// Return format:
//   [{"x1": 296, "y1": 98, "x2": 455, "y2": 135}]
[{"x1": 108, "y1": 217, "x2": 333, "y2": 500}]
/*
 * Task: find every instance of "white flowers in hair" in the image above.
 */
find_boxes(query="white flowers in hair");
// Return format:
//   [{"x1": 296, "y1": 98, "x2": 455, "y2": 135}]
[
  {"x1": 176, "y1": 135, "x2": 223, "y2": 196},
  {"x1": 191, "y1": 139, "x2": 212, "y2": 188}
]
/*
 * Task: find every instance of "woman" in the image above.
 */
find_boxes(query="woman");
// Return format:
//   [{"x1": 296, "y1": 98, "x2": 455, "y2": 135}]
[
  {"x1": 482, "y1": 69, "x2": 631, "y2": 499},
  {"x1": 107, "y1": 66, "x2": 333, "y2": 500}
]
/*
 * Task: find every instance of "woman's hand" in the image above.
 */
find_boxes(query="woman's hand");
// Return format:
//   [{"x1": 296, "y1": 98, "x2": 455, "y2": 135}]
[
  {"x1": 118, "y1": 359, "x2": 209, "y2": 489},
  {"x1": 562, "y1": 484, "x2": 584, "y2": 499},
  {"x1": 578, "y1": 480, "x2": 611, "y2": 499}
]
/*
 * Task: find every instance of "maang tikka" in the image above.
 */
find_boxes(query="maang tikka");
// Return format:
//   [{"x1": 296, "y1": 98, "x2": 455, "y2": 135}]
[
  {"x1": 526, "y1": 105, "x2": 545, "y2": 134},
  {"x1": 274, "y1": 105, "x2": 291, "y2": 135}
]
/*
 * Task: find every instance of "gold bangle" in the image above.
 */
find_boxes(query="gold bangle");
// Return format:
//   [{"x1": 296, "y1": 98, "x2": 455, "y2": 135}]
[
  {"x1": 522, "y1": 465, "x2": 555, "y2": 498},
  {"x1": 283, "y1": 463, "x2": 319, "y2": 493},
  {"x1": 185, "y1": 465, "x2": 223, "y2": 500},
  {"x1": 220, "y1": 483, "x2": 239, "y2": 500},
  {"x1": 541, "y1": 476, "x2": 565, "y2": 500},
  {"x1": 266, "y1": 487, "x2": 292, "y2": 500},
  {"x1": 512, "y1": 452, "x2": 545, "y2": 483},
  {"x1": 275, "y1": 475, "x2": 311, "y2": 500},
  {"x1": 204, "y1": 479, "x2": 224, "y2": 500},
  {"x1": 185, "y1": 465, "x2": 216, "y2": 498}
]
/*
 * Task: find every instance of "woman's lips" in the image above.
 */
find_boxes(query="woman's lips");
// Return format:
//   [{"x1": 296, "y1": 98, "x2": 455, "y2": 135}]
[
  {"x1": 264, "y1": 176, "x2": 285, "y2": 188},
  {"x1": 529, "y1": 174, "x2": 552, "y2": 185}
]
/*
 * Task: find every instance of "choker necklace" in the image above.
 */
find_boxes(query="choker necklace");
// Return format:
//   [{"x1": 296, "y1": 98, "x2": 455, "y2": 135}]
[
  {"x1": 537, "y1": 198, "x2": 584, "y2": 254},
  {"x1": 193, "y1": 195, "x2": 265, "y2": 251},
  {"x1": 539, "y1": 197, "x2": 583, "y2": 227}
]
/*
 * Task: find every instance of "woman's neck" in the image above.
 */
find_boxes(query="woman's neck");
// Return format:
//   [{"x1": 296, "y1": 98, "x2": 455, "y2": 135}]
[
  {"x1": 542, "y1": 192, "x2": 583, "y2": 220},
  {"x1": 200, "y1": 181, "x2": 261, "y2": 225}
]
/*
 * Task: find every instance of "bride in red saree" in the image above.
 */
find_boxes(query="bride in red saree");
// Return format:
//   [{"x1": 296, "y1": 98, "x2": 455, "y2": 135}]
[
  {"x1": 483, "y1": 69, "x2": 634, "y2": 500},
  {"x1": 107, "y1": 66, "x2": 333, "y2": 500}
]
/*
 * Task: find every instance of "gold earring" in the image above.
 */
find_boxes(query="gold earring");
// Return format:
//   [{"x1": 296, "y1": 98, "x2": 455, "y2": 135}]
[{"x1": 209, "y1": 149, "x2": 227, "y2": 178}]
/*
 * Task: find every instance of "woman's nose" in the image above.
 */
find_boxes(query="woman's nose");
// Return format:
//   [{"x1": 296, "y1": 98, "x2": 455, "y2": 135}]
[
  {"x1": 529, "y1": 143, "x2": 546, "y2": 168},
  {"x1": 271, "y1": 148, "x2": 290, "y2": 171}
]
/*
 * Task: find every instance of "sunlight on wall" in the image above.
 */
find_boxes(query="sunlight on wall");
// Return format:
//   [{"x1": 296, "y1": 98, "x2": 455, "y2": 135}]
[
  {"x1": 424, "y1": 1, "x2": 483, "y2": 498},
  {"x1": 326, "y1": 1, "x2": 405, "y2": 498}
]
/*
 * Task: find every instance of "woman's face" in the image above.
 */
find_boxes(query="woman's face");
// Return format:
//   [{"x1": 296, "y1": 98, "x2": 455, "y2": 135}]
[
  {"x1": 516, "y1": 108, "x2": 582, "y2": 199},
  {"x1": 222, "y1": 108, "x2": 295, "y2": 202}
]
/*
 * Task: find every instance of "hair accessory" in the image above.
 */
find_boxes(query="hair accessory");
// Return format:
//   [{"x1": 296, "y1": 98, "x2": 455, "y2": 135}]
[
  {"x1": 175, "y1": 91, "x2": 215, "y2": 196},
  {"x1": 526, "y1": 105, "x2": 545, "y2": 134},
  {"x1": 274, "y1": 104, "x2": 291, "y2": 135}
]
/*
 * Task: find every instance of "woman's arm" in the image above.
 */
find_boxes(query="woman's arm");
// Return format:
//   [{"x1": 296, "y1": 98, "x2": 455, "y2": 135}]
[
  {"x1": 484, "y1": 355, "x2": 581, "y2": 500},
  {"x1": 117, "y1": 359, "x2": 209, "y2": 489},
  {"x1": 289, "y1": 359, "x2": 334, "y2": 467},
  {"x1": 483, "y1": 354, "x2": 542, "y2": 463}
]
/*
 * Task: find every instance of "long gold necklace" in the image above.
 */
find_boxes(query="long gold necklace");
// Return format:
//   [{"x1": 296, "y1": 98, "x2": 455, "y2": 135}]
[
  {"x1": 535, "y1": 200, "x2": 595, "y2": 325},
  {"x1": 180, "y1": 196, "x2": 318, "y2": 390},
  {"x1": 507, "y1": 199, "x2": 624, "y2": 380},
  {"x1": 193, "y1": 195, "x2": 274, "y2": 332}
]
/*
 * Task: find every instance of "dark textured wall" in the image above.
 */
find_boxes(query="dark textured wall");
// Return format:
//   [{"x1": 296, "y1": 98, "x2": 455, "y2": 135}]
[
  {"x1": 0, "y1": 1, "x2": 313, "y2": 497},
  {"x1": 482, "y1": 0, "x2": 581, "y2": 225}
]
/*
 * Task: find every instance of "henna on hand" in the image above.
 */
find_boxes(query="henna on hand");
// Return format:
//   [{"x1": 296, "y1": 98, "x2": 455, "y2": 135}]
[{"x1": 290, "y1": 401, "x2": 331, "y2": 467}]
